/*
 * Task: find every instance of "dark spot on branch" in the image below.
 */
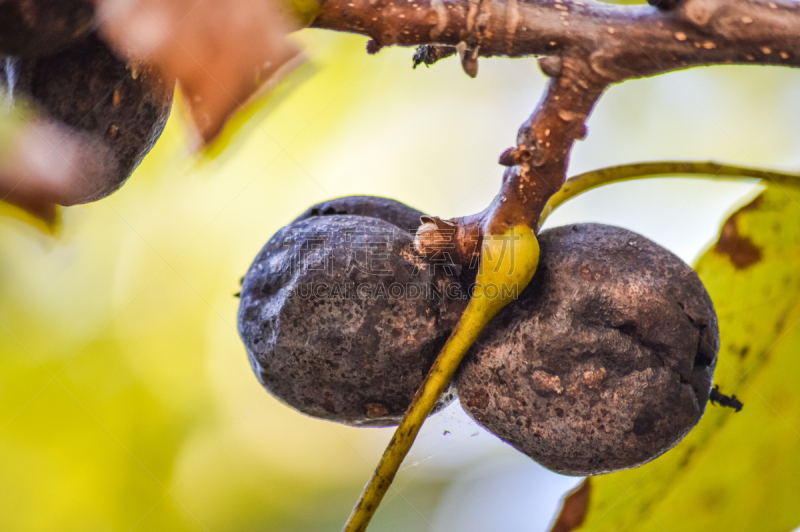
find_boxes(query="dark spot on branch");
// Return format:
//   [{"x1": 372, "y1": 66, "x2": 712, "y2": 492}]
[
  {"x1": 499, "y1": 147, "x2": 532, "y2": 166},
  {"x1": 412, "y1": 45, "x2": 457, "y2": 68}
]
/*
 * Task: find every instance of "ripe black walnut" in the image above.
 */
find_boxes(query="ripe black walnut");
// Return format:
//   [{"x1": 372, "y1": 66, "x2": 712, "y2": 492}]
[
  {"x1": 4, "y1": 33, "x2": 173, "y2": 204},
  {"x1": 0, "y1": 0, "x2": 95, "y2": 58},
  {"x1": 239, "y1": 198, "x2": 467, "y2": 426},
  {"x1": 457, "y1": 223, "x2": 719, "y2": 476}
]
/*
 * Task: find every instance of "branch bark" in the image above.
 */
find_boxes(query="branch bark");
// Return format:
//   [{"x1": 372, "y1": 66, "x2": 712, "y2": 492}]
[
  {"x1": 316, "y1": 0, "x2": 800, "y2": 263},
  {"x1": 415, "y1": 69, "x2": 606, "y2": 265},
  {"x1": 313, "y1": 0, "x2": 800, "y2": 76}
]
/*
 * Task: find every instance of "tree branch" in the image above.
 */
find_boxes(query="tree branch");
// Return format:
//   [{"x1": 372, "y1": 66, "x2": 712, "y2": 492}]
[
  {"x1": 315, "y1": 0, "x2": 800, "y2": 265},
  {"x1": 415, "y1": 73, "x2": 607, "y2": 265},
  {"x1": 313, "y1": 0, "x2": 800, "y2": 78}
]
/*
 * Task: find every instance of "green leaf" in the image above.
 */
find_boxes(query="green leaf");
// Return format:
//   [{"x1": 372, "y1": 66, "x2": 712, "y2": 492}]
[{"x1": 573, "y1": 184, "x2": 800, "y2": 532}]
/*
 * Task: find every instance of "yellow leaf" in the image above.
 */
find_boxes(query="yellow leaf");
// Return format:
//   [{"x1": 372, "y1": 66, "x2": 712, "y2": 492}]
[{"x1": 573, "y1": 185, "x2": 800, "y2": 532}]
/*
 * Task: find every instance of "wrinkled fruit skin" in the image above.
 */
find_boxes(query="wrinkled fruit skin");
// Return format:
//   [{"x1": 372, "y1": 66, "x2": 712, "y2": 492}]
[
  {"x1": 0, "y1": 0, "x2": 95, "y2": 58},
  {"x1": 239, "y1": 198, "x2": 467, "y2": 426},
  {"x1": 457, "y1": 223, "x2": 719, "y2": 476},
  {"x1": 5, "y1": 33, "x2": 173, "y2": 204}
]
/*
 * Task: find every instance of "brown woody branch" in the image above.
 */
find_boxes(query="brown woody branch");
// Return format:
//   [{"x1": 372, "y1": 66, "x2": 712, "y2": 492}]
[
  {"x1": 312, "y1": 0, "x2": 800, "y2": 263},
  {"x1": 313, "y1": 0, "x2": 800, "y2": 74}
]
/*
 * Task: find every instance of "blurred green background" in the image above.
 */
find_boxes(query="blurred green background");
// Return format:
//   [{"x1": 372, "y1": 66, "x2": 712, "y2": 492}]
[{"x1": 2, "y1": 20, "x2": 800, "y2": 532}]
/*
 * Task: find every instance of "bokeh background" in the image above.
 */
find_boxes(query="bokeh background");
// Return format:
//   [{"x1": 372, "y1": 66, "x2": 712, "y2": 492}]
[{"x1": 2, "y1": 18, "x2": 800, "y2": 532}]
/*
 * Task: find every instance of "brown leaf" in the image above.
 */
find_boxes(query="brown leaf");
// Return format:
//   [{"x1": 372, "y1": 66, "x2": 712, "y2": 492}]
[
  {"x1": 548, "y1": 479, "x2": 592, "y2": 532},
  {"x1": 94, "y1": 0, "x2": 302, "y2": 143}
]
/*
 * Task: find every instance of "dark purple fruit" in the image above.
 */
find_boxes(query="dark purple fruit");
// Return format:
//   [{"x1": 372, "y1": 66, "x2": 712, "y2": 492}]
[
  {"x1": 0, "y1": 0, "x2": 95, "y2": 58},
  {"x1": 457, "y1": 223, "x2": 719, "y2": 476},
  {"x1": 294, "y1": 195, "x2": 427, "y2": 233},
  {"x1": 238, "y1": 206, "x2": 467, "y2": 427},
  {"x1": 5, "y1": 33, "x2": 173, "y2": 204}
]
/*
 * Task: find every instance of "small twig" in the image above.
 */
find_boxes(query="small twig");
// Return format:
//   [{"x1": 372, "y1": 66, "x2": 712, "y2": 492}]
[
  {"x1": 539, "y1": 161, "x2": 800, "y2": 226},
  {"x1": 710, "y1": 385, "x2": 744, "y2": 412}
]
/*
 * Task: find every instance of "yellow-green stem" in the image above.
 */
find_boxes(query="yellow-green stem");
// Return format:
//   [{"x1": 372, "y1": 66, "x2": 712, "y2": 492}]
[
  {"x1": 541, "y1": 161, "x2": 800, "y2": 225},
  {"x1": 343, "y1": 226, "x2": 540, "y2": 532}
]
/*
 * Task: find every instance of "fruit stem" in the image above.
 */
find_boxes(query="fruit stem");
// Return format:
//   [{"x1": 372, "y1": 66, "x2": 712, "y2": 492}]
[
  {"x1": 342, "y1": 226, "x2": 540, "y2": 532},
  {"x1": 540, "y1": 161, "x2": 800, "y2": 226}
]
